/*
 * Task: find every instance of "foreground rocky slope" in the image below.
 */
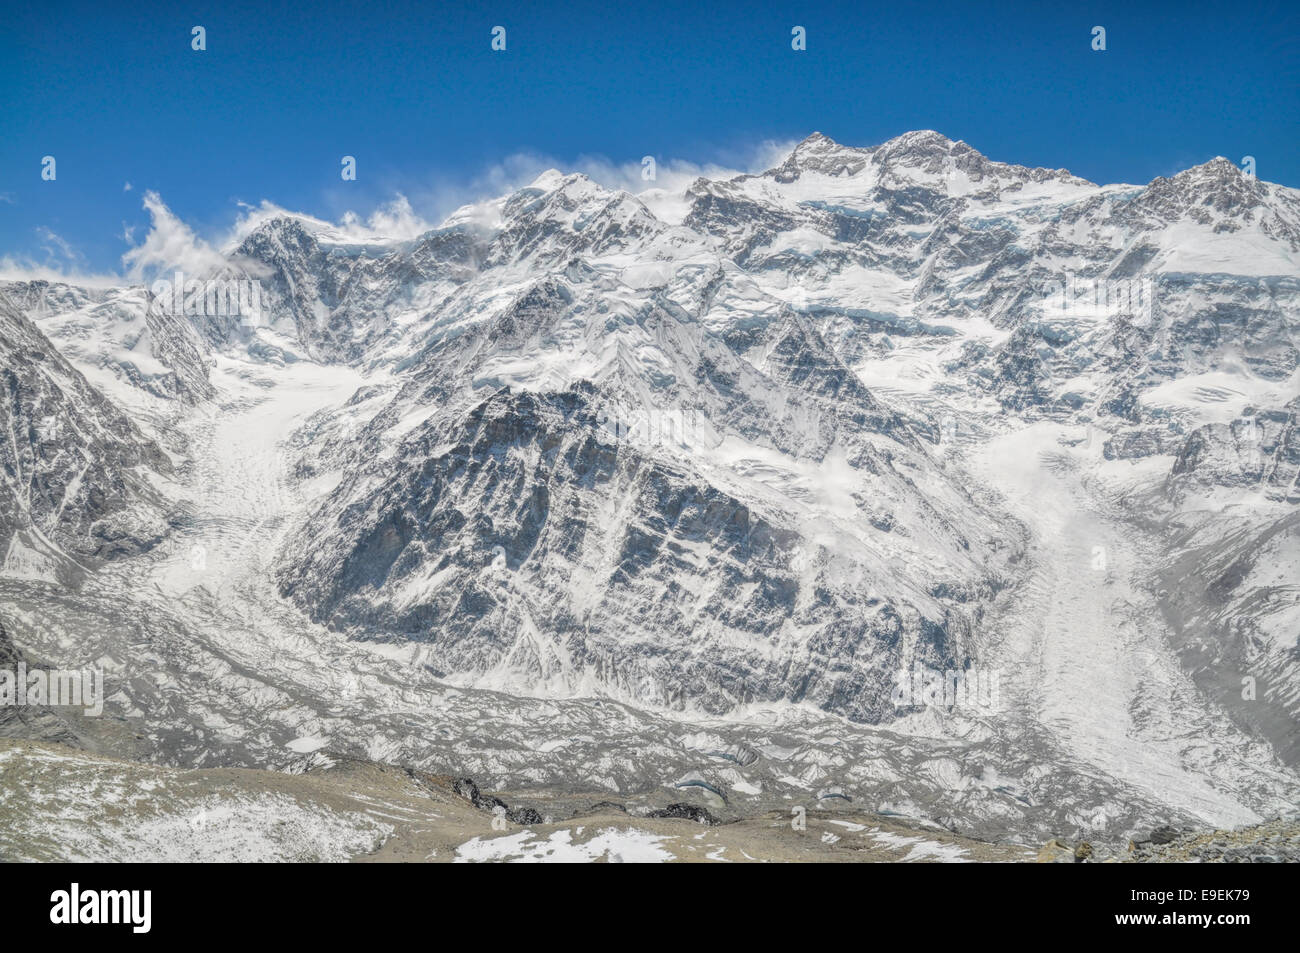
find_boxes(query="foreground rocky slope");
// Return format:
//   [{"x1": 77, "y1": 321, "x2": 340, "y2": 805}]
[
  {"x1": 1036, "y1": 816, "x2": 1300, "y2": 863},
  {"x1": 1125, "y1": 817, "x2": 1300, "y2": 863},
  {"x1": 0, "y1": 738, "x2": 1033, "y2": 862}
]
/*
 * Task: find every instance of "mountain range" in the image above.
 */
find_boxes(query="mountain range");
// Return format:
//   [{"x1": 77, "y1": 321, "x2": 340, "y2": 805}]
[{"x1": 2, "y1": 130, "x2": 1297, "y2": 850}]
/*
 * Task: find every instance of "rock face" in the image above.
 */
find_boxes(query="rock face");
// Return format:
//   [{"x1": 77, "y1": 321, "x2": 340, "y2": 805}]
[
  {"x1": 1036, "y1": 818, "x2": 1300, "y2": 863},
  {"x1": 0, "y1": 294, "x2": 173, "y2": 575},
  {"x1": 0, "y1": 618, "x2": 85, "y2": 747},
  {"x1": 1, "y1": 131, "x2": 1298, "y2": 845},
  {"x1": 251, "y1": 132, "x2": 1300, "y2": 742},
  {"x1": 277, "y1": 346, "x2": 1002, "y2": 721},
  {"x1": 2, "y1": 280, "x2": 215, "y2": 404}
]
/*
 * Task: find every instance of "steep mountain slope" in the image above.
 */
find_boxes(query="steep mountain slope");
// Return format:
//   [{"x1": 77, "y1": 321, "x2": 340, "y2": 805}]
[
  {"x1": 0, "y1": 294, "x2": 174, "y2": 581},
  {"x1": 1, "y1": 279, "x2": 215, "y2": 404}
]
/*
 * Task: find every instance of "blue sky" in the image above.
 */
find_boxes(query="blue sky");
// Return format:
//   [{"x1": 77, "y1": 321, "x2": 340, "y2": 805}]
[{"x1": 2, "y1": 0, "x2": 1297, "y2": 275}]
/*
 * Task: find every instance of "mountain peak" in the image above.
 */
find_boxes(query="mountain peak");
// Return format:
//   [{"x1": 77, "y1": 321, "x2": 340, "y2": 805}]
[
  {"x1": 1176, "y1": 156, "x2": 1247, "y2": 183},
  {"x1": 527, "y1": 168, "x2": 572, "y2": 192},
  {"x1": 1133, "y1": 155, "x2": 1266, "y2": 219},
  {"x1": 886, "y1": 129, "x2": 959, "y2": 151},
  {"x1": 788, "y1": 131, "x2": 860, "y2": 159},
  {"x1": 873, "y1": 129, "x2": 976, "y2": 166},
  {"x1": 776, "y1": 132, "x2": 869, "y2": 180},
  {"x1": 775, "y1": 129, "x2": 993, "y2": 184},
  {"x1": 795, "y1": 130, "x2": 839, "y2": 148}
]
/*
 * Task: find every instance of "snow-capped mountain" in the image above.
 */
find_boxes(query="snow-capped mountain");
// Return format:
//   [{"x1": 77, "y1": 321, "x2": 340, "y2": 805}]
[{"x1": 2, "y1": 131, "x2": 1297, "y2": 845}]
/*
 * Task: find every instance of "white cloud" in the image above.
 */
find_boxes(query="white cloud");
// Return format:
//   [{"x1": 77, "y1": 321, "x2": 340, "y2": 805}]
[
  {"x1": 340, "y1": 194, "x2": 431, "y2": 241},
  {"x1": 121, "y1": 191, "x2": 230, "y2": 280},
  {"x1": 0, "y1": 259, "x2": 124, "y2": 287},
  {"x1": 0, "y1": 227, "x2": 121, "y2": 286},
  {"x1": 226, "y1": 193, "x2": 435, "y2": 250},
  {"x1": 0, "y1": 232, "x2": 124, "y2": 287},
  {"x1": 36, "y1": 227, "x2": 81, "y2": 265}
]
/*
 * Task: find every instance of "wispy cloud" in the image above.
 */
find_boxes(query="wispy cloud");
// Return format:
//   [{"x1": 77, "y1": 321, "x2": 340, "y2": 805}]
[
  {"x1": 228, "y1": 193, "x2": 433, "y2": 248},
  {"x1": 0, "y1": 229, "x2": 124, "y2": 287},
  {"x1": 35, "y1": 227, "x2": 89, "y2": 270},
  {"x1": 0, "y1": 226, "x2": 121, "y2": 286},
  {"x1": 121, "y1": 191, "x2": 230, "y2": 280}
]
